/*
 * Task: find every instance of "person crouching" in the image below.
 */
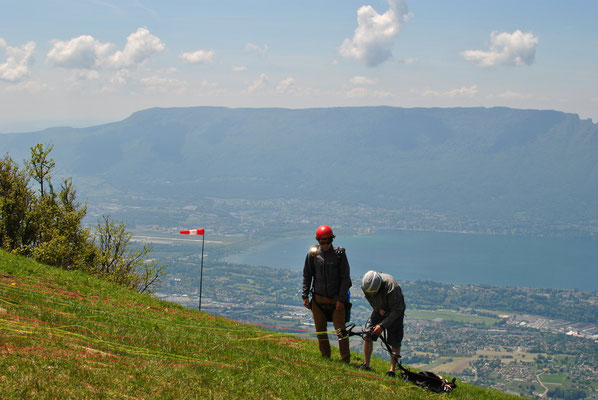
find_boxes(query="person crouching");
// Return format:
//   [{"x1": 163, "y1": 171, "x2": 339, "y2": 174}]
[{"x1": 360, "y1": 270, "x2": 405, "y2": 377}]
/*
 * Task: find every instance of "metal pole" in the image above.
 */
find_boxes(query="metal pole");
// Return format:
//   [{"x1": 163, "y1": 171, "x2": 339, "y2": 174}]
[{"x1": 199, "y1": 232, "x2": 205, "y2": 311}]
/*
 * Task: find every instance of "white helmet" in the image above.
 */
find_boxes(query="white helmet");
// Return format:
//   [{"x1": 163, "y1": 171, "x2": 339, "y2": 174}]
[{"x1": 361, "y1": 270, "x2": 382, "y2": 294}]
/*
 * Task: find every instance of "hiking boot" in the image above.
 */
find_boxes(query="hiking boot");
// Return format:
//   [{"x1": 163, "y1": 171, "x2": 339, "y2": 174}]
[
  {"x1": 359, "y1": 363, "x2": 371, "y2": 371},
  {"x1": 386, "y1": 371, "x2": 396, "y2": 378}
]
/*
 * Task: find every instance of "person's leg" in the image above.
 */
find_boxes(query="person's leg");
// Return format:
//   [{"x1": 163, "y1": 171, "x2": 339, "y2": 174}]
[
  {"x1": 332, "y1": 303, "x2": 350, "y2": 363},
  {"x1": 361, "y1": 311, "x2": 382, "y2": 368},
  {"x1": 311, "y1": 302, "x2": 331, "y2": 358},
  {"x1": 389, "y1": 345, "x2": 401, "y2": 373},
  {"x1": 363, "y1": 338, "x2": 373, "y2": 366},
  {"x1": 386, "y1": 318, "x2": 404, "y2": 373}
]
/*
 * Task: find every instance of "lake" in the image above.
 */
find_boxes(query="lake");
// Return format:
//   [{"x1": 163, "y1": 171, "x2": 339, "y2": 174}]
[{"x1": 223, "y1": 230, "x2": 598, "y2": 291}]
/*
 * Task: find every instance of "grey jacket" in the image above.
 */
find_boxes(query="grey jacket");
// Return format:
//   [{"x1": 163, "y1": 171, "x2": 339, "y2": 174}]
[
  {"x1": 302, "y1": 245, "x2": 352, "y2": 302},
  {"x1": 363, "y1": 273, "x2": 405, "y2": 328}
]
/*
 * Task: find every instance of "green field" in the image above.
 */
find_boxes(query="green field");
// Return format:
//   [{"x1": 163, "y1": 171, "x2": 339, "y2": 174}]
[
  {"x1": 407, "y1": 309, "x2": 500, "y2": 326},
  {"x1": 413, "y1": 348, "x2": 545, "y2": 375},
  {"x1": 537, "y1": 372, "x2": 568, "y2": 389}
]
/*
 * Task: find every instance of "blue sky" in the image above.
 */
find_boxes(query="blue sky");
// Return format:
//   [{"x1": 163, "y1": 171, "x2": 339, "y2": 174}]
[{"x1": 1, "y1": 0, "x2": 597, "y2": 132}]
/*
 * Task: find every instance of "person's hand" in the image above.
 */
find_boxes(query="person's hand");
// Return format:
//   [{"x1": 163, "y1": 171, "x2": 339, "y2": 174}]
[
  {"x1": 379, "y1": 309, "x2": 387, "y2": 317},
  {"x1": 303, "y1": 298, "x2": 311, "y2": 309},
  {"x1": 373, "y1": 324, "x2": 384, "y2": 336},
  {"x1": 335, "y1": 301, "x2": 344, "y2": 311}
]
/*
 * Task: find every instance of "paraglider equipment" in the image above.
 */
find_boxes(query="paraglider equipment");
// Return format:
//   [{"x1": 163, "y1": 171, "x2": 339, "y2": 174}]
[
  {"x1": 346, "y1": 323, "x2": 457, "y2": 393},
  {"x1": 179, "y1": 228, "x2": 205, "y2": 310}
]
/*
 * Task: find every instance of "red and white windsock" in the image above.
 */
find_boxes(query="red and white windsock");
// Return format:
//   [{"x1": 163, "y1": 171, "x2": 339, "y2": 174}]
[{"x1": 179, "y1": 228, "x2": 205, "y2": 235}]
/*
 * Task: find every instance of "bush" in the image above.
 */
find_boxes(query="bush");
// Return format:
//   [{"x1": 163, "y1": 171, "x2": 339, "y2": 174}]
[{"x1": 94, "y1": 215, "x2": 165, "y2": 294}]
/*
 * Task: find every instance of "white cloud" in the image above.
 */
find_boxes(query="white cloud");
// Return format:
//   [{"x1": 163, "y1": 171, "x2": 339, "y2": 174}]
[
  {"x1": 139, "y1": 75, "x2": 187, "y2": 94},
  {"x1": 350, "y1": 76, "x2": 376, "y2": 85},
  {"x1": 194, "y1": 80, "x2": 225, "y2": 96},
  {"x1": 232, "y1": 65, "x2": 247, "y2": 72},
  {"x1": 346, "y1": 87, "x2": 369, "y2": 98},
  {"x1": 495, "y1": 90, "x2": 532, "y2": 100},
  {"x1": 47, "y1": 28, "x2": 164, "y2": 72},
  {"x1": 180, "y1": 50, "x2": 214, "y2": 65},
  {"x1": 346, "y1": 87, "x2": 392, "y2": 98},
  {"x1": 400, "y1": 57, "x2": 417, "y2": 64},
  {"x1": 422, "y1": 85, "x2": 478, "y2": 98},
  {"x1": 76, "y1": 70, "x2": 101, "y2": 80},
  {"x1": 107, "y1": 28, "x2": 165, "y2": 69},
  {"x1": 244, "y1": 42, "x2": 268, "y2": 56},
  {"x1": 245, "y1": 73, "x2": 269, "y2": 94},
  {"x1": 46, "y1": 35, "x2": 113, "y2": 69},
  {"x1": 100, "y1": 69, "x2": 130, "y2": 92},
  {"x1": 200, "y1": 80, "x2": 219, "y2": 89},
  {"x1": 461, "y1": 30, "x2": 539, "y2": 67},
  {"x1": 5, "y1": 79, "x2": 48, "y2": 92},
  {"x1": 158, "y1": 66, "x2": 178, "y2": 74},
  {"x1": 276, "y1": 77, "x2": 296, "y2": 94},
  {"x1": 111, "y1": 69, "x2": 130, "y2": 86},
  {"x1": 0, "y1": 38, "x2": 36, "y2": 82},
  {"x1": 339, "y1": 0, "x2": 411, "y2": 67}
]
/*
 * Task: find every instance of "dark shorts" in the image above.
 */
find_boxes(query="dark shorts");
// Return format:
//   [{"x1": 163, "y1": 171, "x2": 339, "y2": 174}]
[{"x1": 365, "y1": 311, "x2": 404, "y2": 348}]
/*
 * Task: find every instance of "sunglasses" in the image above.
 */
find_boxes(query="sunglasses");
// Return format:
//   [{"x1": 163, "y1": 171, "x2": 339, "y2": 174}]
[{"x1": 318, "y1": 237, "x2": 333, "y2": 245}]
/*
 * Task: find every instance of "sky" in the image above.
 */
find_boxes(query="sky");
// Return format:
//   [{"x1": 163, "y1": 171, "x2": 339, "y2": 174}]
[{"x1": 1, "y1": 0, "x2": 597, "y2": 132}]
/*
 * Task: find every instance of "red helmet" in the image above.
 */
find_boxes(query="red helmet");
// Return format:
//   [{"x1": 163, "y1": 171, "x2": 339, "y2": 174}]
[{"x1": 315, "y1": 225, "x2": 335, "y2": 239}]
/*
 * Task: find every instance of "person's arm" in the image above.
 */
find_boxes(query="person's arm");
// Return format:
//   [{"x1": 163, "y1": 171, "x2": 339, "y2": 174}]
[
  {"x1": 336, "y1": 251, "x2": 351, "y2": 302},
  {"x1": 367, "y1": 309, "x2": 384, "y2": 336},
  {"x1": 302, "y1": 253, "x2": 313, "y2": 301},
  {"x1": 379, "y1": 286, "x2": 405, "y2": 328}
]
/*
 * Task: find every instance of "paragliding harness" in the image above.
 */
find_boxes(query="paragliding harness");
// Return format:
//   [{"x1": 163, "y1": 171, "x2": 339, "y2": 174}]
[
  {"x1": 346, "y1": 323, "x2": 457, "y2": 394},
  {"x1": 308, "y1": 246, "x2": 352, "y2": 323}
]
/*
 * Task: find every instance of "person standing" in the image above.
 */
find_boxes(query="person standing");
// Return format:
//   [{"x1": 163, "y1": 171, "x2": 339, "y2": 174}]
[
  {"x1": 302, "y1": 225, "x2": 352, "y2": 363},
  {"x1": 360, "y1": 270, "x2": 406, "y2": 377}
]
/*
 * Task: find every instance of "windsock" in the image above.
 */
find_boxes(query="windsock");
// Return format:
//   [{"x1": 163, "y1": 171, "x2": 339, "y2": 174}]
[{"x1": 179, "y1": 228, "x2": 205, "y2": 235}]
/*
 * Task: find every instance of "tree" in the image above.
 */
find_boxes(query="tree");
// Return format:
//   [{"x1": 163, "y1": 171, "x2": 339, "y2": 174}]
[
  {"x1": 94, "y1": 216, "x2": 165, "y2": 294},
  {"x1": 0, "y1": 154, "x2": 34, "y2": 251},
  {"x1": 30, "y1": 178, "x2": 96, "y2": 270},
  {"x1": 1, "y1": 144, "x2": 166, "y2": 294},
  {"x1": 547, "y1": 387, "x2": 587, "y2": 400},
  {"x1": 27, "y1": 143, "x2": 55, "y2": 198}
]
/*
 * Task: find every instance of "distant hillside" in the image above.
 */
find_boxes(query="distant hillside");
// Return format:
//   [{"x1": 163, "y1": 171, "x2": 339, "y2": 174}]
[
  {"x1": 0, "y1": 249, "x2": 522, "y2": 399},
  {"x1": 1, "y1": 106, "x2": 597, "y2": 235}
]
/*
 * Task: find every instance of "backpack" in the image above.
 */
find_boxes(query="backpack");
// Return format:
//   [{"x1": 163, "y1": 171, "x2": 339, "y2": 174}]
[
  {"x1": 397, "y1": 364, "x2": 457, "y2": 393},
  {"x1": 308, "y1": 246, "x2": 352, "y2": 323}
]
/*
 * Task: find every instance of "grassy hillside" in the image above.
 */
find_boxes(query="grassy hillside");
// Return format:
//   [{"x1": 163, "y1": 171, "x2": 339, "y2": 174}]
[{"x1": 0, "y1": 249, "x2": 523, "y2": 399}]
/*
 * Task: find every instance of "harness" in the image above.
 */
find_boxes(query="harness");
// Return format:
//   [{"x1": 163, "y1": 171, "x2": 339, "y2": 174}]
[
  {"x1": 346, "y1": 323, "x2": 457, "y2": 393},
  {"x1": 308, "y1": 246, "x2": 352, "y2": 323}
]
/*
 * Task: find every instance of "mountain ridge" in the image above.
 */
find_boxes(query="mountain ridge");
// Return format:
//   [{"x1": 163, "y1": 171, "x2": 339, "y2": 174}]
[{"x1": 1, "y1": 106, "x2": 596, "y2": 236}]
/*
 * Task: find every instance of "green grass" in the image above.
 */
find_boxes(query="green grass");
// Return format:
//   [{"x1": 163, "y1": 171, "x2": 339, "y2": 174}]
[
  {"x1": 537, "y1": 373, "x2": 568, "y2": 386},
  {"x1": 0, "y1": 249, "x2": 524, "y2": 399},
  {"x1": 407, "y1": 309, "x2": 500, "y2": 326}
]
